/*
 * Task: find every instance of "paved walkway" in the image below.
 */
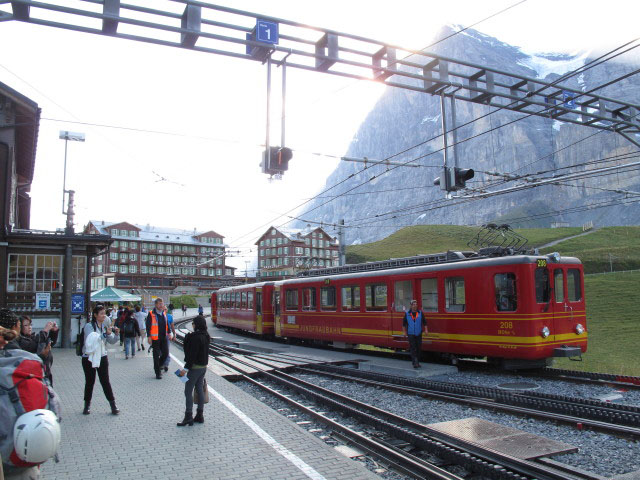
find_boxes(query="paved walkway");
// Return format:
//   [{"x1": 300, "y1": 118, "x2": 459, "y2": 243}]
[{"x1": 40, "y1": 332, "x2": 378, "y2": 480}]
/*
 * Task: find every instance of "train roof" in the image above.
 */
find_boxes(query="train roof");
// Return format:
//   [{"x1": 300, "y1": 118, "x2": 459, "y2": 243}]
[
  {"x1": 216, "y1": 253, "x2": 581, "y2": 292},
  {"x1": 217, "y1": 281, "x2": 273, "y2": 293}
]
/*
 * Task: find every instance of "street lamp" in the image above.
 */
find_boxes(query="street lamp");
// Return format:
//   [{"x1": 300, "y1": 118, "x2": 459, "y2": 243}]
[{"x1": 59, "y1": 130, "x2": 85, "y2": 215}]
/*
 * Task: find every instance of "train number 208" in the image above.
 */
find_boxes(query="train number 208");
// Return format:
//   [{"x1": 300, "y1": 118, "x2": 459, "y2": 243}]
[{"x1": 499, "y1": 321, "x2": 513, "y2": 329}]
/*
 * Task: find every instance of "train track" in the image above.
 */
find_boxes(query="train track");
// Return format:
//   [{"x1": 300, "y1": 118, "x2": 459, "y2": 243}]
[
  {"x1": 458, "y1": 360, "x2": 640, "y2": 390},
  {"x1": 173, "y1": 322, "x2": 607, "y2": 480},
  {"x1": 304, "y1": 364, "x2": 640, "y2": 438}
]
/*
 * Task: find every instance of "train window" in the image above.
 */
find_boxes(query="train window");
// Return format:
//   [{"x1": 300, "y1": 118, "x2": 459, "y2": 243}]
[
  {"x1": 568, "y1": 269, "x2": 581, "y2": 302},
  {"x1": 302, "y1": 288, "x2": 317, "y2": 311},
  {"x1": 366, "y1": 284, "x2": 387, "y2": 311},
  {"x1": 554, "y1": 270, "x2": 565, "y2": 303},
  {"x1": 235, "y1": 292, "x2": 240, "y2": 309},
  {"x1": 341, "y1": 286, "x2": 360, "y2": 311},
  {"x1": 248, "y1": 292, "x2": 254, "y2": 309},
  {"x1": 420, "y1": 278, "x2": 438, "y2": 312},
  {"x1": 445, "y1": 277, "x2": 465, "y2": 312},
  {"x1": 285, "y1": 289, "x2": 299, "y2": 311},
  {"x1": 256, "y1": 292, "x2": 262, "y2": 313},
  {"x1": 535, "y1": 268, "x2": 550, "y2": 303},
  {"x1": 394, "y1": 280, "x2": 412, "y2": 312},
  {"x1": 321, "y1": 286, "x2": 336, "y2": 310},
  {"x1": 241, "y1": 292, "x2": 247, "y2": 309},
  {"x1": 494, "y1": 273, "x2": 517, "y2": 312}
]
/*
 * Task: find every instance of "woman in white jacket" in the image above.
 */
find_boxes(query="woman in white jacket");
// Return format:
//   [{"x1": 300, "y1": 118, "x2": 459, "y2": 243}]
[{"x1": 82, "y1": 305, "x2": 120, "y2": 415}]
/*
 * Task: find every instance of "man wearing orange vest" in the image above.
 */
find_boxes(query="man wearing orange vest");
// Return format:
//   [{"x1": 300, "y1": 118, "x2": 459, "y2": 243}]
[{"x1": 145, "y1": 297, "x2": 173, "y2": 379}]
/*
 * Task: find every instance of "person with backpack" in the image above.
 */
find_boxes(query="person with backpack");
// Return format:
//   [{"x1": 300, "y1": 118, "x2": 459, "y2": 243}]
[
  {"x1": 0, "y1": 310, "x2": 62, "y2": 479},
  {"x1": 176, "y1": 315, "x2": 210, "y2": 426},
  {"x1": 122, "y1": 310, "x2": 140, "y2": 360},
  {"x1": 81, "y1": 305, "x2": 120, "y2": 415},
  {"x1": 117, "y1": 307, "x2": 128, "y2": 348},
  {"x1": 134, "y1": 305, "x2": 146, "y2": 352},
  {"x1": 18, "y1": 316, "x2": 58, "y2": 386}
]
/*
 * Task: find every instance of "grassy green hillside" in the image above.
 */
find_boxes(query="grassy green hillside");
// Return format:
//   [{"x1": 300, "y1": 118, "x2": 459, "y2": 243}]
[
  {"x1": 346, "y1": 225, "x2": 583, "y2": 264},
  {"x1": 541, "y1": 226, "x2": 640, "y2": 273},
  {"x1": 555, "y1": 271, "x2": 640, "y2": 375}
]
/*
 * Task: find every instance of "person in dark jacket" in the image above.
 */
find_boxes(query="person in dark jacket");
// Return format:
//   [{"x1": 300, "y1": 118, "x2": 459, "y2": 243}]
[
  {"x1": 402, "y1": 300, "x2": 428, "y2": 368},
  {"x1": 121, "y1": 310, "x2": 140, "y2": 359},
  {"x1": 19, "y1": 316, "x2": 58, "y2": 385},
  {"x1": 176, "y1": 315, "x2": 210, "y2": 426},
  {"x1": 145, "y1": 298, "x2": 172, "y2": 379}
]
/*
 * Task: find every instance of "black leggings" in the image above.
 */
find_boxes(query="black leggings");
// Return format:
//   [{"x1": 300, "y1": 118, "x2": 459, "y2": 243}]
[{"x1": 82, "y1": 356, "x2": 115, "y2": 403}]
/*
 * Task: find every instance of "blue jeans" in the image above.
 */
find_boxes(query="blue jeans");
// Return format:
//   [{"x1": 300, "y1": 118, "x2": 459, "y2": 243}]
[
  {"x1": 124, "y1": 337, "x2": 136, "y2": 357},
  {"x1": 163, "y1": 336, "x2": 171, "y2": 367}
]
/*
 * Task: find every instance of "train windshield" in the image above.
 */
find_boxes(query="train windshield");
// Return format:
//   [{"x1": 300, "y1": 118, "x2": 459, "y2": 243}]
[{"x1": 535, "y1": 268, "x2": 550, "y2": 303}]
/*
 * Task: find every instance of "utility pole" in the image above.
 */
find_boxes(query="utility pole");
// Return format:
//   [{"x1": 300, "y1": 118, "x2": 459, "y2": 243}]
[{"x1": 338, "y1": 219, "x2": 345, "y2": 266}]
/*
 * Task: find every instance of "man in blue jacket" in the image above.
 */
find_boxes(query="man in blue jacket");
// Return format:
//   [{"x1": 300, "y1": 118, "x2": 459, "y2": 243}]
[{"x1": 402, "y1": 300, "x2": 428, "y2": 368}]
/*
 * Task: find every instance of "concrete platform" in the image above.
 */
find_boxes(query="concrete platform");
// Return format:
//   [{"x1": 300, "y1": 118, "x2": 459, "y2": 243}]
[
  {"x1": 208, "y1": 325, "x2": 459, "y2": 378},
  {"x1": 40, "y1": 345, "x2": 379, "y2": 479}
]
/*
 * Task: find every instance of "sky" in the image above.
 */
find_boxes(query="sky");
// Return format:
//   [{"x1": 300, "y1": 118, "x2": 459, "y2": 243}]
[{"x1": 1, "y1": 0, "x2": 638, "y2": 273}]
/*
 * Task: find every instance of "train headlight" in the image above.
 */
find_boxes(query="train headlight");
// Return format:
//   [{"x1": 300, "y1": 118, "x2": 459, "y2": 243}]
[
  {"x1": 575, "y1": 323, "x2": 585, "y2": 335},
  {"x1": 540, "y1": 326, "x2": 550, "y2": 338}
]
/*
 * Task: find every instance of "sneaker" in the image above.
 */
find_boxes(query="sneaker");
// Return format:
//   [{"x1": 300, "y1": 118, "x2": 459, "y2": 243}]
[
  {"x1": 141, "y1": 345, "x2": 145, "y2": 351},
  {"x1": 137, "y1": 348, "x2": 141, "y2": 351},
  {"x1": 156, "y1": 373, "x2": 162, "y2": 379},
  {"x1": 125, "y1": 356, "x2": 129, "y2": 360},
  {"x1": 163, "y1": 366, "x2": 168, "y2": 372},
  {"x1": 132, "y1": 353, "x2": 135, "y2": 357}
]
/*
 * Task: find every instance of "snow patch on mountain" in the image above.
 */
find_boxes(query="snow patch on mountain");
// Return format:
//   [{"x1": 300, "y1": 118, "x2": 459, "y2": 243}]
[{"x1": 516, "y1": 50, "x2": 589, "y2": 79}]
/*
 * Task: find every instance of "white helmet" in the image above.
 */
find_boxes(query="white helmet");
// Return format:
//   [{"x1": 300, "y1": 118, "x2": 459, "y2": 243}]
[{"x1": 13, "y1": 409, "x2": 61, "y2": 463}]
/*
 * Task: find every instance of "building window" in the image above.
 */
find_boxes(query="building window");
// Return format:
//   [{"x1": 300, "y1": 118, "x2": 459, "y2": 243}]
[
  {"x1": 129, "y1": 254, "x2": 137, "y2": 261},
  {"x1": 119, "y1": 253, "x2": 127, "y2": 262},
  {"x1": 271, "y1": 229, "x2": 276, "y2": 235},
  {"x1": 305, "y1": 248, "x2": 310, "y2": 256},
  {"x1": 283, "y1": 258, "x2": 288, "y2": 266},
  {"x1": 167, "y1": 245, "x2": 172, "y2": 253},
  {"x1": 121, "y1": 241, "x2": 128, "y2": 248},
  {"x1": 110, "y1": 252, "x2": 118, "y2": 260},
  {"x1": 72, "y1": 256, "x2": 87, "y2": 292},
  {"x1": 110, "y1": 228, "x2": 118, "y2": 235},
  {"x1": 110, "y1": 264, "x2": 118, "y2": 273},
  {"x1": 150, "y1": 255, "x2": 156, "y2": 261},
  {"x1": 200, "y1": 268, "x2": 207, "y2": 275},
  {"x1": 216, "y1": 268, "x2": 222, "y2": 276},
  {"x1": 445, "y1": 277, "x2": 466, "y2": 312},
  {"x1": 277, "y1": 237, "x2": 282, "y2": 245},
  {"x1": 305, "y1": 238, "x2": 310, "y2": 246},
  {"x1": 129, "y1": 231, "x2": 136, "y2": 237},
  {"x1": 129, "y1": 265, "x2": 137, "y2": 273},
  {"x1": 120, "y1": 265, "x2": 127, "y2": 273},
  {"x1": 277, "y1": 247, "x2": 282, "y2": 255},
  {"x1": 295, "y1": 247, "x2": 303, "y2": 255},
  {"x1": 283, "y1": 247, "x2": 289, "y2": 255},
  {"x1": 130, "y1": 242, "x2": 137, "y2": 250},
  {"x1": 141, "y1": 266, "x2": 148, "y2": 274},
  {"x1": 97, "y1": 264, "x2": 103, "y2": 273}
]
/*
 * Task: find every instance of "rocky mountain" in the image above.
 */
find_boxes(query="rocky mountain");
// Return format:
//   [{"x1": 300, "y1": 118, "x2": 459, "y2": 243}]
[{"x1": 295, "y1": 26, "x2": 640, "y2": 245}]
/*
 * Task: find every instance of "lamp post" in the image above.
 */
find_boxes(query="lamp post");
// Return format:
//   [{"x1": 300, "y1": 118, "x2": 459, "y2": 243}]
[
  {"x1": 59, "y1": 130, "x2": 85, "y2": 233},
  {"x1": 58, "y1": 131, "x2": 84, "y2": 348}
]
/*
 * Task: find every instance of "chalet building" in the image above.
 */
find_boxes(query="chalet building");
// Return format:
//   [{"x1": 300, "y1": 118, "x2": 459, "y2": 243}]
[
  {"x1": 84, "y1": 221, "x2": 237, "y2": 293},
  {"x1": 256, "y1": 226, "x2": 339, "y2": 280},
  {"x1": 0, "y1": 81, "x2": 111, "y2": 347}
]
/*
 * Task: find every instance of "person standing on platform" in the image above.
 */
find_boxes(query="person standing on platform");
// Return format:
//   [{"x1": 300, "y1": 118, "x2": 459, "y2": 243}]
[
  {"x1": 134, "y1": 305, "x2": 146, "y2": 352},
  {"x1": 122, "y1": 310, "x2": 140, "y2": 360},
  {"x1": 197, "y1": 304, "x2": 204, "y2": 315},
  {"x1": 19, "y1": 316, "x2": 58, "y2": 385},
  {"x1": 176, "y1": 315, "x2": 210, "y2": 426},
  {"x1": 81, "y1": 305, "x2": 120, "y2": 415},
  {"x1": 181, "y1": 304, "x2": 187, "y2": 317},
  {"x1": 146, "y1": 298, "x2": 171, "y2": 379},
  {"x1": 402, "y1": 300, "x2": 428, "y2": 369},
  {"x1": 162, "y1": 308, "x2": 176, "y2": 373}
]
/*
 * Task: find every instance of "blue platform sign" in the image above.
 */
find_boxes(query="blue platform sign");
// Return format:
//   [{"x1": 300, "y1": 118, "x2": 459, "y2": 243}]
[
  {"x1": 256, "y1": 19, "x2": 278, "y2": 44},
  {"x1": 71, "y1": 294, "x2": 85, "y2": 314}
]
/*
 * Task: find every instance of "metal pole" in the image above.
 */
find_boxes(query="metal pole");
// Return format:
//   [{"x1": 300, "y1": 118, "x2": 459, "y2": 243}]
[
  {"x1": 450, "y1": 95, "x2": 459, "y2": 168},
  {"x1": 338, "y1": 219, "x2": 345, "y2": 266},
  {"x1": 265, "y1": 56, "x2": 272, "y2": 168},
  {"x1": 65, "y1": 190, "x2": 75, "y2": 235},
  {"x1": 440, "y1": 92, "x2": 449, "y2": 168},
  {"x1": 281, "y1": 59, "x2": 286, "y2": 147},
  {"x1": 62, "y1": 138, "x2": 68, "y2": 214},
  {"x1": 61, "y1": 245, "x2": 73, "y2": 348}
]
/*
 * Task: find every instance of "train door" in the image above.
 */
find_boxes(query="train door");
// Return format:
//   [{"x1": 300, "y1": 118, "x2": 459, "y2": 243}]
[
  {"x1": 255, "y1": 288, "x2": 263, "y2": 335},
  {"x1": 549, "y1": 264, "x2": 584, "y2": 340},
  {"x1": 210, "y1": 292, "x2": 217, "y2": 325},
  {"x1": 273, "y1": 286, "x2": 282, "y2": 337}
]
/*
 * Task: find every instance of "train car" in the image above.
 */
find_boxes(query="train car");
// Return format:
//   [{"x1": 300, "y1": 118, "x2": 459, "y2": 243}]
[
  {"x1": 214, "y1": 282, "x2": 275, "y2": 335},
  {"x1": 270, "y1": 252, "x2": 586, "y2": 368},
  {"x1": 215, "y1": 251, "x2": 587, "y2": 368}
]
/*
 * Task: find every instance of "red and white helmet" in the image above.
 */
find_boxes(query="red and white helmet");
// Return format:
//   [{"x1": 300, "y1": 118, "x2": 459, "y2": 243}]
[{"x1": 13, "y1": 409, "x2": 61, "y2": 463}]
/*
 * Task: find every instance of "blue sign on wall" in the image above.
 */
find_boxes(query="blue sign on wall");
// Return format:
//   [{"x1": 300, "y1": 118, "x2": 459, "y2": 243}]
[
  {"x1": 256, "y1": 19, "x2": 278, "y2": 44},
  {"x1": 71, "y1": 294, "x2": 85, "y2": 314}
]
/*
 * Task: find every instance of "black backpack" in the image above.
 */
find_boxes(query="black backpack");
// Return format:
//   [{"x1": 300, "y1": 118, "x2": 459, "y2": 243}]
[
  {"x1": 124, "y1": 319, "x2": 135, "y2": 335},
  {"x1": 75, "y1": 321, "x2": 97, "y2": 356}
]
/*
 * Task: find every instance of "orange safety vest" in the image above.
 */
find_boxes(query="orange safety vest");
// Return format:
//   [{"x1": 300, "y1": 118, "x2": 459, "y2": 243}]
[{"x1": 149, "y1": 311, "x2": 169, "y2": 340}]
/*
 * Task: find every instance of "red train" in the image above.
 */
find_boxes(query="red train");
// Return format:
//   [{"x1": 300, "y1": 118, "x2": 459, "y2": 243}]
[{"x1": 212, "y1": 252, "x2": 587, "y2": 368}]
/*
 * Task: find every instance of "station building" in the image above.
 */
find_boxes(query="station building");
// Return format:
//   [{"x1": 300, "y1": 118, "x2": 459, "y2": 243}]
[
  {"x1": 0, "y1": 81, "x2": 111, "y2": 347},
  {"x1": 255, "y1": 226, "x2": 339, "y2": 280},
  {"x1": 84, "y1": 221, "x2": 237, "y2": 295}
]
